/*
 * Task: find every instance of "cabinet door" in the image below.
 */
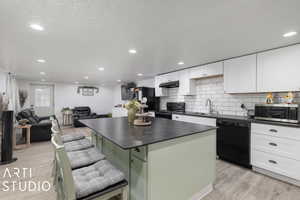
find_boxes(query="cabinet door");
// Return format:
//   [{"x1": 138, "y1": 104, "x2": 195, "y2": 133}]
[
  {"x1": 190, "y1": 62, "x2": 223, "y2": 79},
  {"x1": 164, "y1": 71, "x2": 179, "y2": 82},
  {"x1": 130, "y1": 156, "x2": 148, "y2": 200},
  {"x1": 178, "y1": 69, "x2": 196, "y2": 96},
  {"x1": 257, "y1": 44, "x2": 300, "y2": 92},
  {"x1": 224, "y1": 54, "x2": 257, "y2": 93}
]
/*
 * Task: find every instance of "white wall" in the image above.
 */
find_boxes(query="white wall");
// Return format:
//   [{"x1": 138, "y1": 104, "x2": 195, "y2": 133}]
[
  {"x1": 16, "y1": 79, "x2": 114, "y2": 120},
  {"x1": 55, "y1": 83, "x2": 114, "y2": 118},
  {"x1": 0, "y1": 70, "x2": 6, "y2": 93}
]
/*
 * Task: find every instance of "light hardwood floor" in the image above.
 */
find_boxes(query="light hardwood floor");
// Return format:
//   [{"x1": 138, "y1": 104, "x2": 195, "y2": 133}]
[{"x1": 0, "y1": 127, "x2": 299, "y2": 200}]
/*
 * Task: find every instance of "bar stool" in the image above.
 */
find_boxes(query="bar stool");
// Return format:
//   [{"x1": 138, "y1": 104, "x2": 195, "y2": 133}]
[
  {"x1": 51, "y1": 118, "x2": 86, "y2": 143},
  {"x1": 51, "y1": 134, "x2": 128, "y2": 200}
]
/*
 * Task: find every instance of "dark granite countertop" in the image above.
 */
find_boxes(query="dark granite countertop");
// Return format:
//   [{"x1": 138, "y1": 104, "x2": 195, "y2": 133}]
[
  {"x1": 251, "y1": 119, "x2": 300, "y2": 128},
  {"x1": 80, "y1": 117, "x2": 217, "y2": 150},
  {"x1": 172, "y1": 111, "x2": 300, "y2": 128},
  {"x1": 172, "y1": 111, "x2": 251, "y2": 121}
]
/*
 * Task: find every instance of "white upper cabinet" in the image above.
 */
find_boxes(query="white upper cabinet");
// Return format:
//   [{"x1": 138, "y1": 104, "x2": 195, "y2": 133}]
[
  {"x1": 154, "y1": 75, "x2": 168, "y2": 97},
  {"x1": 257, "y1": 44, "x2": 300, "y2": 92},
  {"x1": 224, "y1": 54, "x2": 257, "y2": 93},
  {"x1": 190, "y1": 62, "x2": 223, "y2": 79},
  {"x1": 163, "y1": 71, "x2": 179, "y2": 82},
  {"x1": 178, "y1": 69, "x2": 196, "y2": 96}
]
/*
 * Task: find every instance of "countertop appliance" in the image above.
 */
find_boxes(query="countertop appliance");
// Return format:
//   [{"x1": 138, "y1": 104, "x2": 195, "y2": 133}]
[
  {"x1": 155, "y1": 102, "x2": 185, "y2": 119},
  {"x1": 217, "y1": 118, "x2": 251, "y2": 169},
  {"x1": 254, "y1": 104, "x2": 300, "y2": 124}
]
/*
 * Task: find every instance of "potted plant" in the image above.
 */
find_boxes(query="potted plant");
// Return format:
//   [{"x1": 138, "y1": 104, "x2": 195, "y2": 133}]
[
  {"x1": 124, "y1": 100, "x2": 141, "y2": 124},
  {"x1": 19, "y1": 89, "x2": 28, "y2": 108}
]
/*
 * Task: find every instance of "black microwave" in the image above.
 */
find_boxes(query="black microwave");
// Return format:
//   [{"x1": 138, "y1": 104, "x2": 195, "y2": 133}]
[{"x1": 254, "y1": 104, "x2": 300, "y2": 124}]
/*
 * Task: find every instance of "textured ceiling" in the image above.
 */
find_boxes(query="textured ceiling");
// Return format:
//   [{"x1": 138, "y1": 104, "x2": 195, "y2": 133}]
[{"x1": 0, "y1": 0, "x2": 299, "y2": 85}]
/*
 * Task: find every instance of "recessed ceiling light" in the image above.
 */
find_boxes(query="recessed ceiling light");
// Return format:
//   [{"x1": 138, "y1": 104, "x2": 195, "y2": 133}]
[
  {"x1": 30, "y1": 24, "x2": 44, "y2": 31},
  {"x1": 137, "y1": 73, "x2": 143, "y2": 76},
  {"x1": 37, "y1": 59, "x2": 46, "y2": 63},
  {"x1": 178, "y1": 61, "x2": 184, "y2": 65},
  {"x1": 84, "y1": 76, "x2": 89, "y2": 80},
  {"x1": 40, "y1": 72, "x2": 46, "y2": 75},
  {"x1": 283, "y1": 31, "x2": 297, "y2": 37},
  {"x1": 98, "y1": 67, "x2": 105, "y2": 71},
  {"x1": 128, "y1": 49, "x2": 137, "y2": 54},
  {"x1": 117, "y1": 80, "x2": 121, "y2": 82}
]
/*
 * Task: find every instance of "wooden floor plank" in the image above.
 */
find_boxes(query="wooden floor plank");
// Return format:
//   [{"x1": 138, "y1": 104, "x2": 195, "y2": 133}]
[{"x1": 0, "y1": 127, "x2": 299, "y2": 200}]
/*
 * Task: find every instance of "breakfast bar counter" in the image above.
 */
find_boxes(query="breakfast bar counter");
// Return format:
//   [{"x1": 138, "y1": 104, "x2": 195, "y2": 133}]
[{"x1": 80, "y1": 117, "x2": 217, "y2": 200}]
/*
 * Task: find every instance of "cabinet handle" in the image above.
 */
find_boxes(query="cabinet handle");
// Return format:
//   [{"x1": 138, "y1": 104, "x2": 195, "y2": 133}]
[
  {"x1": 268, "y1": 160, "x2": 277, "y2": 164},
  {"x1": 269, "y1": 129, "x2": 278, "y2": 133},
  {"x1": 269, "y1": 142, "x2": 277, "y2": 147}
]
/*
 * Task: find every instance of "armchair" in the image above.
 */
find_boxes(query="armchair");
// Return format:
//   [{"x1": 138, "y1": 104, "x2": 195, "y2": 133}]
[
  {"x1": 16, "y1": 109, "x2": 57, "y2": 142},
  {"x1": 73, "y1": 106, "x2": 109, "y2": 127}
]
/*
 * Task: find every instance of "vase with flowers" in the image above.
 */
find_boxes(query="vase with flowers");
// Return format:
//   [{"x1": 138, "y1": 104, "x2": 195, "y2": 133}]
[{"x1": 124, "y1": 100, "x2": 141, "y2": 124}]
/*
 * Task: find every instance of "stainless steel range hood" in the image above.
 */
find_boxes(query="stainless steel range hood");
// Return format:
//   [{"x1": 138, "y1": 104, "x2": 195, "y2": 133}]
[{"x1": 159, "y1": 80, "x2": 179, "y2": 88}]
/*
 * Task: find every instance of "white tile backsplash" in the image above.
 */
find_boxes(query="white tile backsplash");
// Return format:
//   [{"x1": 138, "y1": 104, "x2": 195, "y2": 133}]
[{"x1": 160, "y1": 76, "x2": 300, "y2": 116}]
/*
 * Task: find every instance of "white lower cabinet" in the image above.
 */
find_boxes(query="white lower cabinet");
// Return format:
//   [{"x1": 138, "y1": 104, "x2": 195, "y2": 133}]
[
  {"x1": 251, "y1": 123, "x2": 300, "y2": 183},
  {"x1": 172, "y1": 114, "x2": 216, "y2": 126},
  {"x1": 252, "y1": 133, "x2": 300, "y2": 160},
  {"x1": 251, "y1": 150, "x2": 300, "y2": 181}
]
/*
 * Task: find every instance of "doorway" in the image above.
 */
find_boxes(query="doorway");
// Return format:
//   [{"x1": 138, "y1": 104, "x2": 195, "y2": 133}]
[{"x1": 30, "y1": 84, "x2": 55, "y2": 116}]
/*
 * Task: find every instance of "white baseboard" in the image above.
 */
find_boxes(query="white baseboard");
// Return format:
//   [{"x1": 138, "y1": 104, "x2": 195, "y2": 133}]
[
  {"x1": 253, "y1": 167, "x2": 300, "y2": 187},
  {"x1": 190, "y1": 184, "x2": 213, "y2": 200}
]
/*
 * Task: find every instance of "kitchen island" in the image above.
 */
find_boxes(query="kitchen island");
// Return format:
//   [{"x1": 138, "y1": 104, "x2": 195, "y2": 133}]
[{"x1": 80, "y1": 117, "x2": 217, "y2": 200}]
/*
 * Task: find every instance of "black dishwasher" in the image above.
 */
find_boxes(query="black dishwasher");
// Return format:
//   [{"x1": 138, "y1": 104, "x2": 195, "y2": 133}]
[{"x1": 217, "y1": 118, "x2": 251, "y2": 169}]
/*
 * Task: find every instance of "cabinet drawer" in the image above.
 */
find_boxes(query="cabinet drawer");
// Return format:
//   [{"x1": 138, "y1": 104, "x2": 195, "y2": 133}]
[
  {"x1": 251, "y1": 123, "x2": 300, "y2": 141},
  {"x1": 251, "y1": 150, "x2": 300, "y2": 180},
  {"x1": 252, "y1": 133, "x2": 300, "y2": 161},
  {"x1": 131, "y1": 146, "x2": 147, "y2": 161},
  {"x1": 172, "y1": 114, "x2": 216, "y2": 126}
]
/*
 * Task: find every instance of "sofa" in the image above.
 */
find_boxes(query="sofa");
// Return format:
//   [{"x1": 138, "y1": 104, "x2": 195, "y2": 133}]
[
  {"x1": 73, "y1": 106, "x2": 109, "y2": 127},
  {"x1": 16, "y1": 109, "x2": 56, "y2": 142}
]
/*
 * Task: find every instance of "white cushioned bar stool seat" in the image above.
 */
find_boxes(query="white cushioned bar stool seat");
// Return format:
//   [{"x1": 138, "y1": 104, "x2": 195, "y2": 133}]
[
  {"x1": 73, "y1": 160, "x2": 125, "y2": 199},
  {"x1": 51, "y1": 134, "x2": 128, "y2": 200},
  {"x1": 64, "y1": 138, "x2": 94, "y2": 152},
  {"x1": 62, "y1": 133, "x2": 86, "y2": 143},
  {"x1": 67, "y1": 148, "x2": 105, "y2": 169}
]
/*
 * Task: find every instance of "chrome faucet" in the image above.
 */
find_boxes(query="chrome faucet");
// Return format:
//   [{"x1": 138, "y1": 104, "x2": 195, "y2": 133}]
[{"x1": 206, "y1": 98, "x2": 213, "y2": 114}]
